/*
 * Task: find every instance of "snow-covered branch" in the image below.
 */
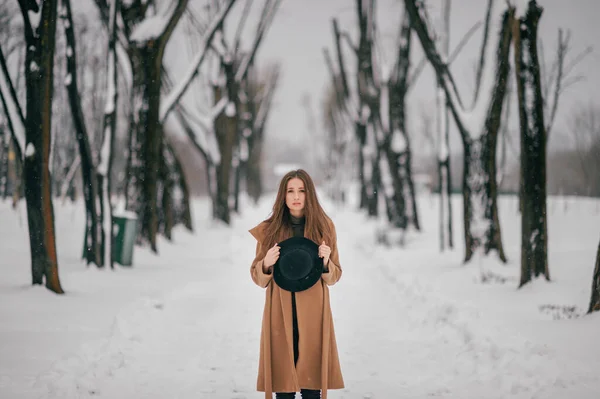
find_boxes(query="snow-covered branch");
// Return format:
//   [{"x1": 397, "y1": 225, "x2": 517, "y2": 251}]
[
  {"x1": 160, "y1": 0, "x2": 237, "y2": 123},
  {"x1": 0, "y1": 45, "x2": 25, "y2": 158},
  {"x1": 130, "y1": 0, "x2": 180, "y2": 43}
]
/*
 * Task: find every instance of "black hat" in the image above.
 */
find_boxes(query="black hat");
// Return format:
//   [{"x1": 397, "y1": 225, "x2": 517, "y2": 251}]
[{"x1": 273, "y1": 236, "x2": 324, "y2": 292}]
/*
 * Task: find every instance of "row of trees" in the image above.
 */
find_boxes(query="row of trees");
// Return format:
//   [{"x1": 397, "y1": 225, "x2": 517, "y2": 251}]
[
  {"x1": 321, "y1": 0, "x2": 599, "y2": 314},
  {"x1": 0, "y1": 0, "x2": 281, "y2": 293}
]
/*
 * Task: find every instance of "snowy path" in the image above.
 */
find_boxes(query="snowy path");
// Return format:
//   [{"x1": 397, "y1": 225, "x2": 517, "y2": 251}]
[{"x1": 28, "y1": 201, "x2": 599, "y2": 399}]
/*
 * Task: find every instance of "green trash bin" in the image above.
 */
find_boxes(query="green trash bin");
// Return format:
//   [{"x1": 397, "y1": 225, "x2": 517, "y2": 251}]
[
  {"x1": 81, "y1": 212, "x2": 138, "y2": 266},
  {"x1": 112, "y1": 212, "x2": 138, "y2": 266}
]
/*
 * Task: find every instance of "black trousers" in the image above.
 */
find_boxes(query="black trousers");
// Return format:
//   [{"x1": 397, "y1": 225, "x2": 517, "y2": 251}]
[
  {"x1": 275, "y1": 390, "x2": 320, "y2": 398},
  {"x1": 275, "y1": 293, "x2": 321, "y2": 399}
]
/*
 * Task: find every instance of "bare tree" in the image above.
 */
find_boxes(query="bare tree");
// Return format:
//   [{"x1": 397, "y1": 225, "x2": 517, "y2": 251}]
[
  {"x1": 403, "y1": 0, "x2": 513, "y2": 263},
  {"x1": 16, "y1": 0, "x2": 64, "y2": 293},
  {"x1": 569, "y1": 103, "x2": 600, "y2": 197},
  {"x1": 96, "y1": 0, "x2": 119, "y2": 268},
  {"x1": 59, "y1": 0, "x2": 103, "y2": 266},
  {"x1": 435, "y1": 0, "x2": 453, "y2": 250},
  {"x1": 512, "y1": 0, "x2": 549, "y2": 287},
  {"x1": 330, "y1": 0, "x2": 413, "y2": 235}
]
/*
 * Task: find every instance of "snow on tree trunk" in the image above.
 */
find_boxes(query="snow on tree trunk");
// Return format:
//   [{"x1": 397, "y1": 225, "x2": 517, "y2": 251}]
[
  {"x1": 97, "y1": 0, "x2": 119, "y2": 269},
  {"x1": 356, "y1": 0, "x2": 380, "y2": 217},
  {"x1": 588, "y1": 239, "x2": 600, "y2": 313},
  {"x1": 462, "y1": 136, "x2": 506, "y2": 262},
  {"x1": 390, "y1": 10, "x2": 420, "y2": 232},
  {"x1": 380, "y1": 141, "x2": 407, "y2": 230},
  {"x1": 513, "y1": 1, "x2": 549, "y2": 287},
  {"x1": 60, "y1": 0, "x2": 102, "y2": 267},
  {"x1": 19, "y1": 0, "x2": 64, "y2": 293}
]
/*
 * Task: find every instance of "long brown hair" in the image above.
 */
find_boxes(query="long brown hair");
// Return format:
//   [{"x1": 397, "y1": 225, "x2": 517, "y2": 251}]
[{"x1": 262, "y1": 169, "x2": 333, "y2": 247}]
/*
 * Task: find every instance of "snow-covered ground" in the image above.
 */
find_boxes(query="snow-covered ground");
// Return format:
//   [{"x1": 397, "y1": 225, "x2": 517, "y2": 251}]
[{"x1": 1, "y1": 192, "x2": 599, "y2": 398}]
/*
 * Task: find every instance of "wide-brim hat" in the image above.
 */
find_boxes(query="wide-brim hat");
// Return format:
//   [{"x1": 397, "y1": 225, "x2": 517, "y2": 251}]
[{"x1": 273, "y1": 236, "x2": 323, "y2": 292}]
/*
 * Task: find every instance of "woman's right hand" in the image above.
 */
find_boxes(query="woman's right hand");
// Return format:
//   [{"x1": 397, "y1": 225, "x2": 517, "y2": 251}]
[{"x1": 263, "y1": 243, "x2": 280, "y2": 273}]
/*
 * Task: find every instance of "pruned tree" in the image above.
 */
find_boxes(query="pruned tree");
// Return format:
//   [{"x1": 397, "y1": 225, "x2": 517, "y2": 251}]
[
  {"x1": 119, "y1": 0, "x2": 189, "y2": 251},
  {"x1": 16, "y1": 0, "x2": 64, "y2": 293},
  {"x1": 329, "y1": 0, "x2": 413, "y2": 236},
  {"x1": 512, "y1": 0, "x2": 549, "y2": 287},
  {"x1": 174, "y1": 0, "x2": 280, "y2": 224},
  {"x1": 59, "y1": 0, "x2": 103, "y2": 267},
  {"x1": 403, "y1": 0, "x2": 514, "y2": 263},
  {"x1": 93, "y1": 0, "x2": 237, "y2": 250},
  {"x1": 516, "y1": 24, "x2": 592, "y2": 212}
]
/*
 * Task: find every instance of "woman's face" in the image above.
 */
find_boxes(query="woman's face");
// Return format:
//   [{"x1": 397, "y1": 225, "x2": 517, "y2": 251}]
[{"x1": 285, "y1": 177, "x2": 306, "y2": 216}]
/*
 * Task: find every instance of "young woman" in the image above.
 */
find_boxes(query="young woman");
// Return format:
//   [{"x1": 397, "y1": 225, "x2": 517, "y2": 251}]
[{"x1": 249, "y1": 169, "x2": 344, "y2": 399}]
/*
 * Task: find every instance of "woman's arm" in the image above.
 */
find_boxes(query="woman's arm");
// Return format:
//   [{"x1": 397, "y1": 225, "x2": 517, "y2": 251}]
[
  {"x1": 322, "y1": 222, "x2": 342, "y2": 286},
  {"x1": 250, "y1": 233, "x2": 273, "y2": 288}
]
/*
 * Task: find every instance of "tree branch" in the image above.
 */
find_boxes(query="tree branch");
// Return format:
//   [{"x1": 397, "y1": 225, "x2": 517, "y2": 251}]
[
  {"x1": 409, "y1": 19, "x2": 482, "y2": 91},
  {"x1": 473, "y1": 0, "x2": 494, "y2": 104},
  {"x1": 235, "y1": 0, "x2": 282, "y2": 82},
  {"x1": 403, "y1": 0, "x2": 467, "y2": 136},
  {"x1": 233, "y1": 0, "x2": 254, "y2": 57},
  {"x1": 332, "y1": 18, "x2": 350, "y2": 98},
  {"x1": 160, "y1": 0, "x2": 238, "y2": 123},
  {"x1": 0, "y1": 43, "x2": 25, "y2": 158}
]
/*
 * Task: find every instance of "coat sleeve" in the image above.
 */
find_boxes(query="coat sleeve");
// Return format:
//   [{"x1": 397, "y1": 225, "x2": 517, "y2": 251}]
[
  {"x1": 321, "y1": 220, "x2": 342, "y2": 286},
  {"x1": 249, "y1": 224, "x2": 273, "y2": 288}
]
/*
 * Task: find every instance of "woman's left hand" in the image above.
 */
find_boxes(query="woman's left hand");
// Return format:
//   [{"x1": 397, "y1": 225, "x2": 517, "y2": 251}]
[{"x1": 319, "y1": 241, "x2": 331, "y2": 266}]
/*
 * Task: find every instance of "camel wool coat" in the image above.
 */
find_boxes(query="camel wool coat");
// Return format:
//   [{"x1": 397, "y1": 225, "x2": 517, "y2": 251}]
[{"x1": 249, "y1": 219, "x2": 344, "y2": 398}]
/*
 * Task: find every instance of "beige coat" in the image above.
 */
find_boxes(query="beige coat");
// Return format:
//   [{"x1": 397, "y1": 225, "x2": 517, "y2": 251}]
[{"x1": 249, "y1": 219, "x2": 344, "y2": 398}]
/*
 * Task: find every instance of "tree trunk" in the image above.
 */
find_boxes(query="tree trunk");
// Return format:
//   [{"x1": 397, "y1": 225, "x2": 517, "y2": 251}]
[
  {"x1": 387, "y1": 12, "x2": 415, "y2": 232},
  {"x1": 436, "y1": 0, "x2": 452, "y2": 249},
  {"x1": 382, "y1": 144, "x2": 407, "y2": 229},
  {"x1": 356, "y1": 121, "x2": 369, "y2": 210},
  {"x1": 513, "y1": 2, "x2": 549, "y2": 287},
  {"x1": 169, "y1": 139, "x2": 193, "y2": 231},
  {"x1": 125, "y1": 46, "x2": 163, "y2": 251},
  {"x1": 462, "y1": 136, "x2": 507, "y2": 263},
  {"x1": 246, "y1": 125, "x2": 263, "y2": 205},
  {"x1": 437, "y1": 84, "x2": 453, "y2": 251},
  {"x1": 0, "y1": 130, "x2": 7, "y2": 199},
  {"x1": 61, "y1": 0, "x2": 102, "y2": 267},
  {"x1": 588, "y1": 239, "x2": 600, "y2": 313},
  {"x1": 158, "y1": 136, "x2": 178, "y2": 240},
  {"x1": 233, "y1": 156, "x2": 243, "y2": 213},
  {"x1": 20, "y1": 0, "x2": 64, "y2": 293},
  {"x1": 213, "y1": 61, "x2": 238, "y2": 224}
]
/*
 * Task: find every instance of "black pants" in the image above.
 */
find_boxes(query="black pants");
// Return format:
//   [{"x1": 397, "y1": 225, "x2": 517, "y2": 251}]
[
  {"x1": 275, "y1": 390, "x2": 321, "y2": 399},
  {"x1": 276, "y1": 294, "x2": 321, "y2": 399}
]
